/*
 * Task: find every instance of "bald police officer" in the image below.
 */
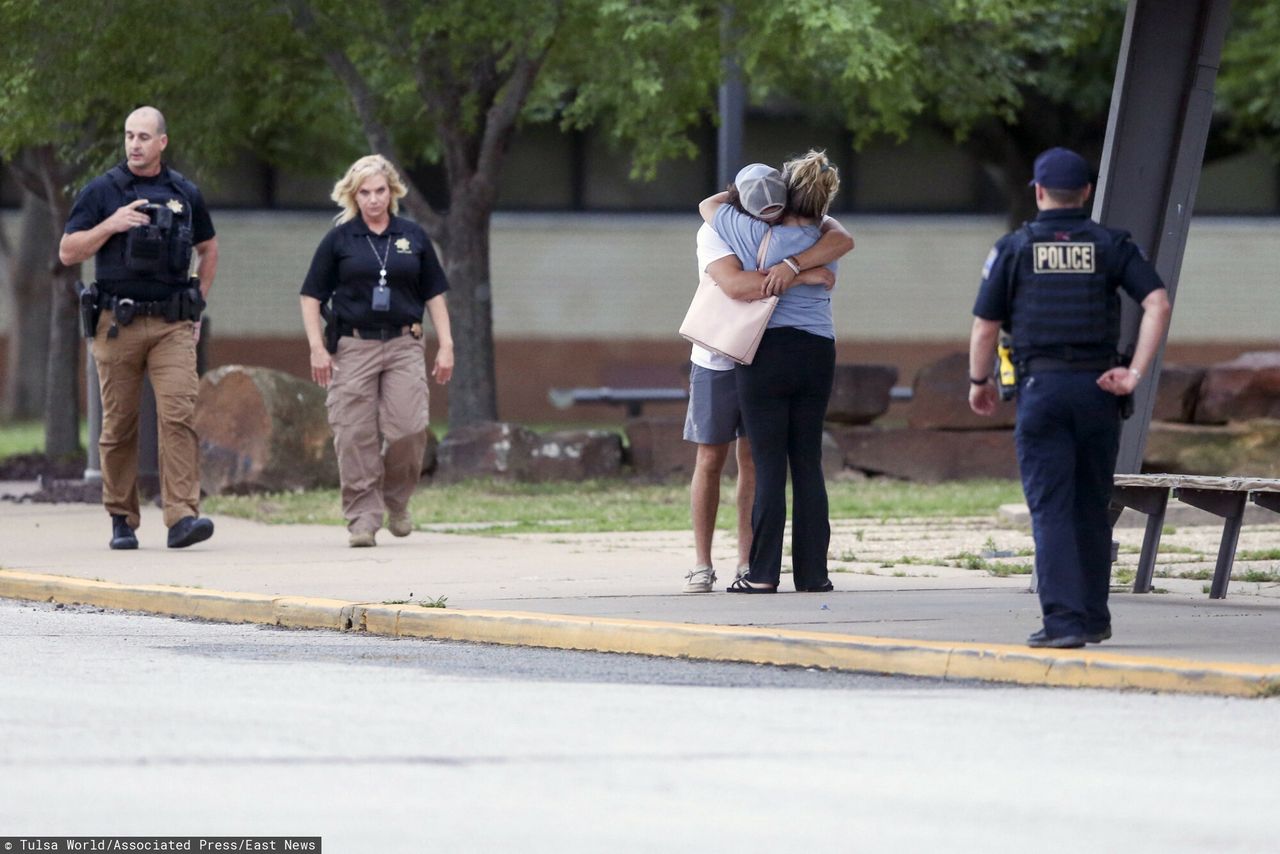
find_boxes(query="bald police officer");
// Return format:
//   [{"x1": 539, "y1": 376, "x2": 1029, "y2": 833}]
[
  {"x1": 968, "y1": 147, "x2": 1171, "y2": 649},
  {"x1": 60, "y1": 106, "x2": 219, "y2": 550}
]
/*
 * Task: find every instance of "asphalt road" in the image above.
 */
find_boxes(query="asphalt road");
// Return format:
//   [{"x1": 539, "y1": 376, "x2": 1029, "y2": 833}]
[{"x1": 2, "y1": 599, "x2": 1277, "y2": 853}]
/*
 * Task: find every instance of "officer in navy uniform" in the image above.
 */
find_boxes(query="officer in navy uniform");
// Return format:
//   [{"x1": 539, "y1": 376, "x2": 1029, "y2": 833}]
[
  {"x1": 968, "y1": 147, "x2": 1171, "y2": 649},
  {"x1": 60, "y1": 106, "x2": 219, "y2": 551}
]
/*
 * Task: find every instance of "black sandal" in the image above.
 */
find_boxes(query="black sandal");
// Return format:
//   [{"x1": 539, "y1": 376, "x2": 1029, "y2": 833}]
[
  {"x1": 726, "y1": 577, "x2": 777, "y2": 594},
  {"x1": 796, "y1": 580, "x2": 834, "y2": 593}
]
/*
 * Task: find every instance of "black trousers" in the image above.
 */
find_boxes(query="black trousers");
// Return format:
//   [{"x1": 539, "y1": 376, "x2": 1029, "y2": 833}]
[
  {"x1": 735, "y1": 327, "x2": 835, "y2": 588},
  {"x1": 1015, "y1": 370, "x2": 1121, "y2": 637}
]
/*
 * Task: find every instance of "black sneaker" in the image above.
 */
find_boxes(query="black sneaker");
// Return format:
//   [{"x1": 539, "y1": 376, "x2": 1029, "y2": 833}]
[
  {"x1": 1026, "y1": 628, "x2": 1086, "y2": 649},
  {"x1": 109, "y1": 515, "x2": 138, "y2": 550},
  {"x1": 167, "y1": 516, "x2": 214, "y2": 549},
  {"x1": 1085, "y1": 626, "x2": 1113, "y2": 644}
]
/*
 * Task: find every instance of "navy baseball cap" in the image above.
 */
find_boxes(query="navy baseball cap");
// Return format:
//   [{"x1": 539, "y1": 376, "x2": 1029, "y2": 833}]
[{"x1": 1028, "y1": 147, "x2": 1091, "y2": 190}]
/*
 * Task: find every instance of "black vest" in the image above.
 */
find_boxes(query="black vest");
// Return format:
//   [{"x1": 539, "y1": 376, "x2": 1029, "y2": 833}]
[
  {"x1": 94, "y1": 164, "x2": 196, "y2": 288},
  {"x1": 1007, "y1": 219, "x2": 1128, "y2": 363}
]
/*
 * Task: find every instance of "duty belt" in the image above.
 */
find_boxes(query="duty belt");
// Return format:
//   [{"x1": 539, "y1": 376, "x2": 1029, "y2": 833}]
[
  {"x1": 1023, "y1": 356, "x2": 1115, "y2": 373},
  {"x1": 342, "y1": 323, "x2": 422, "y2": 341}
]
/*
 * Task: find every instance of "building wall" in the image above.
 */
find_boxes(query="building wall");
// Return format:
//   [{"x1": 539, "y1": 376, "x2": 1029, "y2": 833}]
[{"x1": 3, "y1": 211, "x2": 1277, "y2": 422}]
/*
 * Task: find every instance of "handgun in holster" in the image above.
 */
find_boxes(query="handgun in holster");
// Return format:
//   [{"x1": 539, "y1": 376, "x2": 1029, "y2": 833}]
[
  {"x1": 1115, "y1": 350, "x2": 1135, "y2": 419},
  {"x1": 320, "y1": 303, "x2": 339, "y2": 355},
  {"x1": 76, "y1": 281, "x2": 101, "y2": 339},
  {"x1": 996, "y1": 333, "x2": 1017, "y2": 401}
]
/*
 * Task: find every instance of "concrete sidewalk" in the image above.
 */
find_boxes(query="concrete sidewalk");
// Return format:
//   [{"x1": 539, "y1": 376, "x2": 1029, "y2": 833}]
[{"x1": 1, "y1": 499, "x2": 1278, "y2": 696}]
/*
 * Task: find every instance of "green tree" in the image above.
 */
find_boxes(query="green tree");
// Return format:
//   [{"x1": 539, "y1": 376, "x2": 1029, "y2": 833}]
[
  {"x1": 283, "y1": 0, "x2": 1085, "y2": 426},
  {"x1": 1219, "y1": 0, "x2": 1280, "y2": 158},
  {"x1": 0, "y1": 0, "x2": 355, "y2": 455}
]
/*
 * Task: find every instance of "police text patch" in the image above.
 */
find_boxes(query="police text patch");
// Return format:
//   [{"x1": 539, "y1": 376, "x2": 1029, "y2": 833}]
[{"x1": 1033, "y1": 242, "x2": 1095, "y2": 274}]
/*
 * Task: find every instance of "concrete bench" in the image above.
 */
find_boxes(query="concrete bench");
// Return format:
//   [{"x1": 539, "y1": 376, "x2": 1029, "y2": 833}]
[
  {"x1": 1111, "y1": 473, "x2": 1280, "y2": 598},
  {"x1": 548, "y1": 386, "x2": 688, "y2": 418}
]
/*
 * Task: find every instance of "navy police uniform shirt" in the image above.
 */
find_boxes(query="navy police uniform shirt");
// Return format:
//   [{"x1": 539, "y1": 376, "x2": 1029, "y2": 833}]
[
  {"x1": 973, "y1": 207, "x2": 1164, "y2": 362},
  {"x1": 300, "y1": 214, "x2": 449, "y2": 329},
  {"x1": 65, "y1": 163, "x2": 215, "y2": 301}
]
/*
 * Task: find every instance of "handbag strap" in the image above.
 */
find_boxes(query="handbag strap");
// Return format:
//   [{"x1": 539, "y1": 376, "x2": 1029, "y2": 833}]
[{"x1": 756, "y1": 228, "x2": 773, "y2": 271}]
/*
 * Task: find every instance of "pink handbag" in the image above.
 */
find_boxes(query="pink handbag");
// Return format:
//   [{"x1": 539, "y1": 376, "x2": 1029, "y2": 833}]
[{"x1": 678, "y1": 229, "x2": 777, "y2": 365}]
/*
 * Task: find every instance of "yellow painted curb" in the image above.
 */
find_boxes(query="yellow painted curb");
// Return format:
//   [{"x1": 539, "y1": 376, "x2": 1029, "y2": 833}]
[{"x1": 3, "y1": 570, "x2": 1277, "y2": 698}]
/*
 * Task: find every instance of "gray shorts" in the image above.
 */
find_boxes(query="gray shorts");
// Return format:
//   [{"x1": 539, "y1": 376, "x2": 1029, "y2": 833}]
[{"x1": 683, "y1": 365, "x2": 745, "y2": 445}]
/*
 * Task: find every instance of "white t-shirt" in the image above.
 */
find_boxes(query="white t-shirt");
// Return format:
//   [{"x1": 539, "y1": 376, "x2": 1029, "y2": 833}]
[{"x1": 691, "y1": 223, "x2": 738, "y2": 371}]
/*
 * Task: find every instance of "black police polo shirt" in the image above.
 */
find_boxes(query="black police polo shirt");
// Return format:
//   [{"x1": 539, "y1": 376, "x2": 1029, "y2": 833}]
[
  {"x1": 65, "y1": 164, "x2": 215, "y2": 301},
  {"x1": 973, "y1": 208, "x2": 1164, "y2": 322},
  {"x1": 300, "y1": 214, "x2": 449, "y2": 329}
]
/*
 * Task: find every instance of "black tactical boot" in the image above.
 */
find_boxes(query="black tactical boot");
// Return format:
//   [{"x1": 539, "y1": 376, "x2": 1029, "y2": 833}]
[
  {"x1": 109, "y1": 515, "x2": 138, "y2": 550},
  {"x1": 167, "y1": 516, "x2": 215, "y2": 549}
]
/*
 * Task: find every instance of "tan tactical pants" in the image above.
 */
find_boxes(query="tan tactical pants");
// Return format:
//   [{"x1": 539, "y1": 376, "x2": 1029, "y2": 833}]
[
  {"x1": 91, "y1": 311, "x2": 200, "y2": 530},
  {"x1": 326, "y1": 334, "x2": 430, "y2": 534}
]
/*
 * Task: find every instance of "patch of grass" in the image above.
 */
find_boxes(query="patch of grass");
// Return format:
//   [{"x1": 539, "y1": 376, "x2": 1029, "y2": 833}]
[
  {"x1": 1112, "y1": 568, "x2": 1136, "y2": 586},
  {"x1": 1236, "y1": 549, "x2": 1280, "y2": 562},
  {"x1": 948, "y1": 550, "x2": 1032, "y2": 576},
  {"x1": 985, "y1": 562, "x2": 1034, "y2": 577},
  {"x1": 1163, "y1": 525, "x2": 1178, "y2": 535},
  {"x1": 205, "y1": 477, "x2": 1026, "y2": 535},
  {"x1": 1240, "y1": 569, "x2": 1280, "y2": 584},
  {"x1": 831, "y1": 549, "x2": 859, "y2": 562},
  {"x1": 381, "y1": 595, "x2": 447, "y2": 608},
  {"x1": 0, "y1": 420, "x2": 90, "y2": 459}
]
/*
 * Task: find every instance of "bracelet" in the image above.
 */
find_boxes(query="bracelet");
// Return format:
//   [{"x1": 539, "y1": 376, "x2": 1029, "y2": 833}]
[
  {"x1": 969, "y1": 376, "x2": 990, "y2": 386},
  {"x1": 781, "y1": 257, "x2": 801, "y2": 275}
]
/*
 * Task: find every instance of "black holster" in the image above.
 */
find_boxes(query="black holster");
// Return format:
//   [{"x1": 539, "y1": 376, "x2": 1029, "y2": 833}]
[
  {"x1": 321, "y1": 303, "x2": 339, "y2": 354},
  {"x1": 77, "y1": 282, "x2": 101, "y2": 339},
  {"x1": 170, "y1": 280, "x2": 206, "y2": 323}
]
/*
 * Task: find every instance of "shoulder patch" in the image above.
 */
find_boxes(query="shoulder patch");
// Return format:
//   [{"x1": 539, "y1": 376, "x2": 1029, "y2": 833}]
[{"x1": 981, "y1": 247, "x2": 998, "y2": 281}]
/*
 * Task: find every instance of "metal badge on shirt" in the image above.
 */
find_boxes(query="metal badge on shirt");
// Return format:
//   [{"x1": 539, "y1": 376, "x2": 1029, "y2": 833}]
[{"x1": 1032, "y1": 242, "x2": 1096, "y2": 274}]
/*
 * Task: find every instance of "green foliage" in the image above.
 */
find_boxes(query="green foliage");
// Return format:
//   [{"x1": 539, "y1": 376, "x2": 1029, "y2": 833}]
[
  {"x1": 204, "y1": 477, "x2": 1024, "y2": 535},
  {"x1": 1219, "y1": 0, "x2": 1280, "y2": 158}
]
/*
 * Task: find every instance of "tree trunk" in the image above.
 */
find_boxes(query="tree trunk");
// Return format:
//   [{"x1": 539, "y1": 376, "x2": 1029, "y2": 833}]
[
  {"x1": 2, "y1": 188, "x2": 55, "y2": 421},
  {"x1": 439, "y1": 199, "x2": 498, "y2": 427}
]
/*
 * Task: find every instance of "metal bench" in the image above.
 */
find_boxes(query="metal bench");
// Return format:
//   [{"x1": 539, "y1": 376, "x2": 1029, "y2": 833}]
[
  {"x1": 1111, "y1": 473, "x2": 1280, "y2": 598},
  {"x1": 548, "y1": 387, "x2": 689, "y2": 418}
]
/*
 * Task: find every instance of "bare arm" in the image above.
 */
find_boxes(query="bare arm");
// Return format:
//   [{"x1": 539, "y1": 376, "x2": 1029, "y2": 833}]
[
  {"x1": 1097, "y1": 288, "x2": 1172, "y2": 396},
  {"x1": 193, "y1": 236, "x2": 218, "y2": 298},
  {"x1": 760, "y1": 216, "x2": 854, "y2": 296},
  {"x1": 706, "y1": 255, "x2": 832, "y2": 300},
  {"x1": 699, "y1": 191, "x2": 730, "y2": 225},
  {"x1": 58, "y1": 199, "x2": 151, "y2": 266},
  {"x1": 300, "y1": 295, "x2": 333, "y2": 388},
  {"x1": 968, "y1": 317, "x2": 1001, "y2": 415},
  {"x1": 425, "y1": 294, "x2": 454, "y2": 384}
]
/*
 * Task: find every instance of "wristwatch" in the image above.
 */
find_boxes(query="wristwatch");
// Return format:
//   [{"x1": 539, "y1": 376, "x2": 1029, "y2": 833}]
[{"x1": 969, "y1": 376, "x2": 990, "y2": 385}]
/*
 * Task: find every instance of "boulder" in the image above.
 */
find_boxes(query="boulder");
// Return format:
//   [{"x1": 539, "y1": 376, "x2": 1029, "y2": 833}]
[
  {"x1": 435, "y1": 421, "x2": 538, "y2": 482},
  {"x1": 826, "y1": 364, "x2": 898, "y2": 425},
  {"x1": 527, "y1": 430, "x2": 624, "y2": 481},
  {"x1": 908, "y1": 352, "x2": 1016, "y2": 430},
  {"x1": 626, "y1": 416, "x2": 695, "y2": 478},
  {"x1": 1143, "y1": 420, "x2": 1280, "y2": 477},
  {"x1": 1150, "y1": 364, "x2": 1204, "y2": 423},
  {"x1": 195, "y1": 365, "x2": 338, "y2": 495},
  {"x1": 830, "y1": 425, "x2": 1018, "y2": 481},
  {"x1": 1195, "y1": 352, "x2": 1280, "y2": 424}
]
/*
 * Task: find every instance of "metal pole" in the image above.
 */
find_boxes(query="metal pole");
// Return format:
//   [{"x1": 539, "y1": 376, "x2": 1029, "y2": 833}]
[
  {"x1": 1094, "y1": 0, "x2": 1234, "y2": 475},
  {"x1": 717, "y1": 4, "x2": 745, "y2": 189}
]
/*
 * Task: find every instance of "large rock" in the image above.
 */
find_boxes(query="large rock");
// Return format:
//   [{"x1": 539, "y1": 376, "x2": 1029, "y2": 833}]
[
  {"x1": 435, "y1": 422, "x2": 538, "y2": 482},
  {"x1": 1150, "y1": 364, "x2": 1204, "y2": 423},
  {"x1": 195, "y1": 365, "x2": 338, "y2": 495},
  {"x1": 1143, "y1": 420, "x2": 1280, "y2": 477},
  {"x1": 1195, "y1": 352, "x2": 1280, "y2": 424},
  {"x1": 830, "y1": 425, "x2": 1018, "y2": 481},
  {"x1": 527, "y1": 430, "x2": 624, "y2": 481},
  {"x1": 826, "y1": 364, "x2": 898, "y2": 425},
  {"x1": 626, "y1": 416, "x2": 695, "y2": 478},
  {"x1": 908, "y1": 352, "x2": 1016, "y2": 430}
]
